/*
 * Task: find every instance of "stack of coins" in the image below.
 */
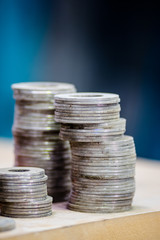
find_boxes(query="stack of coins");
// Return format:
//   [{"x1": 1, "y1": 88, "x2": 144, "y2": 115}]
[
  {"x1": 12, "y1": 82, "x2": 76, "y2": 202},
  {"x1": 0, "y1": 167, "x2": 52, "y2": 218},
  {"x1": 55, "y1": 93, "x2": 136, "y2": 213}
]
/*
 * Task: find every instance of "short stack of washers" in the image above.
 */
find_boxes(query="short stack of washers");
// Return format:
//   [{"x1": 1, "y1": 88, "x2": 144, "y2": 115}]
[
  {"x1": 55, "y1": 93, "x2": 136, "y2": 213},
  {"x1": 12, "y1": 82, "x2": 76, "y2": 202},
  {"x1": 0, "y1": 167, "x2": 52, "y2": 218}
]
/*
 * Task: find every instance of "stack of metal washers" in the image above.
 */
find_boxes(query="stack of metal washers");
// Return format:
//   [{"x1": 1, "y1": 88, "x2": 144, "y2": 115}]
[
  {"x1": 55, "y1": 92, "x2": 136, "y2": 213},
  {"x1": 0, "y1": 167, "x2": 52, "y2": 218},
  {"x1": 12, "y1": 82, "x2": 76, "y2": 202}
]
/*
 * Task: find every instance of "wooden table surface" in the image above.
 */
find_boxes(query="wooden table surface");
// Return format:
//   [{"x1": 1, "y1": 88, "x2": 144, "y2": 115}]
[{"x1": 0, "y1": 139, "x2": 160, "y2": 240}]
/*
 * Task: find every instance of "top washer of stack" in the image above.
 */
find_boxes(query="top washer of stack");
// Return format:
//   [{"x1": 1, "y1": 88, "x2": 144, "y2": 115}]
[
  {"x1": 55, "y1": 92, "x2": 120, "y2": 104},
  {"x1": 12, "y1": 82, "x2": 77, "y2": 102},
  {"x1": 55, "y1": 93, "x2": 120, "y2": 123}
]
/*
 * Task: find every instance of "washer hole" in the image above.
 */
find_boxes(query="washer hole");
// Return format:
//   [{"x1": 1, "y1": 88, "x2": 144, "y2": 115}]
[
  {"x1": 71, "y1": 94, "x2": 103, "y2": 98},
  {"x1": 8, "y1": 169, "x2": 30, "y2": 172}
]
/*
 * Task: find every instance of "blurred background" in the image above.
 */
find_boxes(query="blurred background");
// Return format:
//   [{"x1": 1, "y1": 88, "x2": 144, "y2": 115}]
[{"x1": 0, "y1": 0, "x2": 159, "y2": 160}]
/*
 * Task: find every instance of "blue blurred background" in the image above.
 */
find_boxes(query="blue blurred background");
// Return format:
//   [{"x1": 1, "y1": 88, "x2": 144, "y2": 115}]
[{"x1": 0, "y1": 0, "x2": 159, "y2": 160}]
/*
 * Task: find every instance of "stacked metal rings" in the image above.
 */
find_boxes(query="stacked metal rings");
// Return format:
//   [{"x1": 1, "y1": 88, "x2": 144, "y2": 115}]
[
  {"x1": 55, "y1": 93, "x2": 136, "y2": 213},
  {"x1": 0, "y1": 167, "x2": 52, "y2": 218},
  {"x1": 12, "y1": 82, "x2": 76, "y2": 202}
]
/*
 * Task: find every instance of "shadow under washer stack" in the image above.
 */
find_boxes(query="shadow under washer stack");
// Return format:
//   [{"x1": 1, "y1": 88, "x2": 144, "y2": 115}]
[
  {"x1": 12, "y1": 82, "x2": 76, "y2": 202},
  {"x1": 55, "y1": 93, "x2": 136, "y2": 213},
  {"x1": 0, "y1": 167, "x2": 52, "y2": 218}
]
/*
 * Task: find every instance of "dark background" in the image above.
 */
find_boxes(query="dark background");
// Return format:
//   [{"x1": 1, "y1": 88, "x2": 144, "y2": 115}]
[{"x1": 0, "y1": 0, "x2": 160, "y2": 160}]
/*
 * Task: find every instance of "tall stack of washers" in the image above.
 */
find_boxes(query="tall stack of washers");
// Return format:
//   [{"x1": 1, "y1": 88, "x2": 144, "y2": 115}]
[
  {"x1": 12, "y1": 82, "x2": 76, "y2": 202},
  {"x1": 55, "y1": 93, "x2": 136, "y2": 213},
  {"x1": 0, "y1": 167, "x2": 52, "y2": 218}
]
